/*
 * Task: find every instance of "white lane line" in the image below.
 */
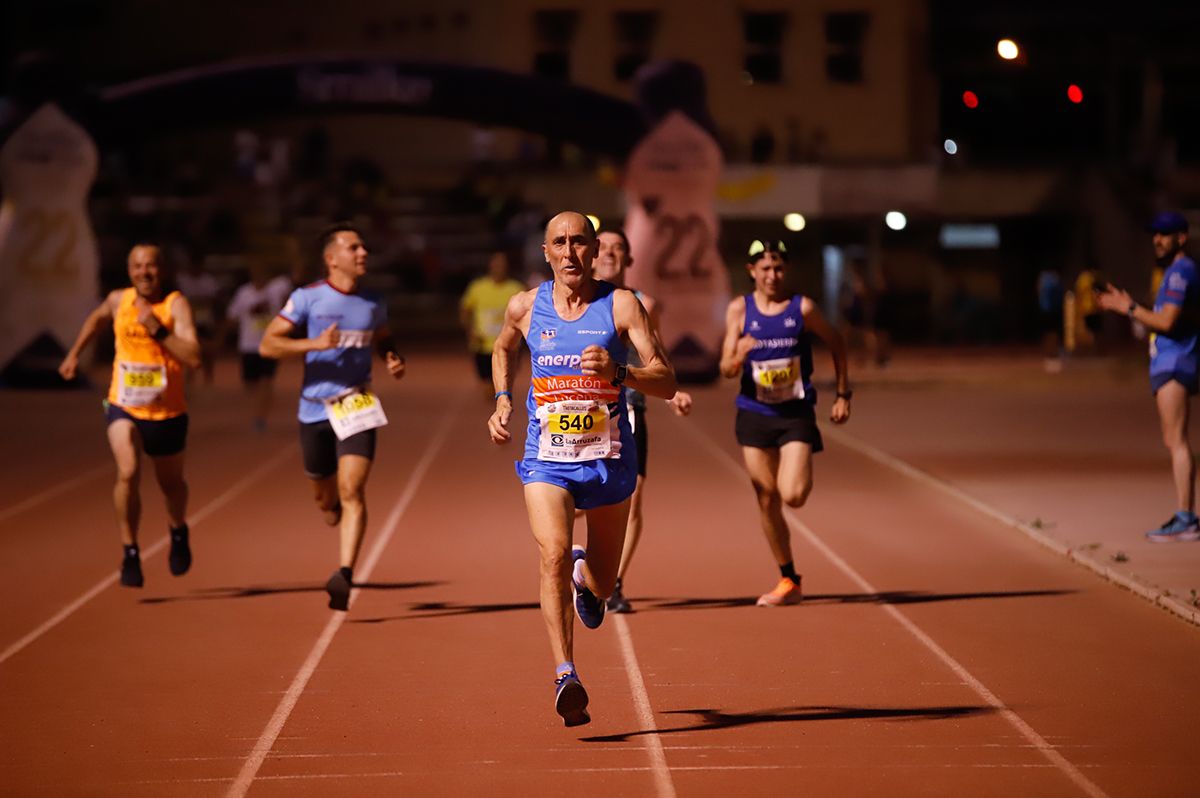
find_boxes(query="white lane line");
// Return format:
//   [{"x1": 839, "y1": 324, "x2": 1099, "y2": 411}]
[
  {"x1": 822, "y1": 427, "x2": 1200, "y2": 626},
  {"x1": 0, "y1": 463, "x2": 110, "y2": 525},
  {"x1": 0, "y1": 445, "x2": 294, "y2": 667},
  {"x1": 683, "y1": 423, "x2": 1111, "y2": 798},
  {"x1": 612, "y1": 614, "x2": 678, "y2": 798},
  {"x1": 226, "y1": 405, "x2": 458, "y2": 798}
]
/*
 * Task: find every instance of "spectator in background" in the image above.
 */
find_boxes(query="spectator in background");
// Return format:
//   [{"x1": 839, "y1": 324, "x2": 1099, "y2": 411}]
[
  {"x1": 174, "y1": 250, "x2": 221, "y2": 385},
  {"x1": 1097, "y1": 211, "x2": 1200, "y2": 542},
  {"x1": 1073, "y1": 267, "x2": 1104, "y2": 354},
  {"x1": 224, "y1": 260, "x2": 291, "y2": 431},
  {"x1": 1036, "y1": 267, "x2": 1065, "y2": 372},
  {"x1": 460, "y1": 251, "x2": 525, "y2": 401}
]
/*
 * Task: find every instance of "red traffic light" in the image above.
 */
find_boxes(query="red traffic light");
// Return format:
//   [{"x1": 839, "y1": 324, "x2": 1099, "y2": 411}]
[
  {"x1": 1067, "y1": 84, "x2": 1083, "y2": 104},
  {"x1": 962, "y1": 90, "x2": 979, "y2": 109}
]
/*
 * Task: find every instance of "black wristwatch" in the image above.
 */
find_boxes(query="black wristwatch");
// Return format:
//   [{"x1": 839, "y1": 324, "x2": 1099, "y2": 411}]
[
  {"x1": 836, "y1": 388, "x2": 853, "y2": 400},
  {"x1": 612, "y1": 363, "x2": 628, "y2": 386},
  {"x1": 1127, "y1": 301, "x2": 1139, "y2": 317},
  {"x1": 151, "y1": 324, "x2": 170, "y2": 342}
]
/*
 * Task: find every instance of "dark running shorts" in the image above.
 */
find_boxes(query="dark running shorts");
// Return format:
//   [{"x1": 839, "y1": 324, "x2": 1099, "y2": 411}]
[
  {"x1": 105, "y1": 403, "x2": 189, "y2": 458},
  {"x1": 474, "y1": 352, "x2": 492, "y2": 381},
  {"x1": 299, "y1": 420, "x2": 377, "y2": 480},
  {"x1": 628, "y1": 404, "x2": 648, "y2": 477},
  {"x1": 240, "y1": 353, "x2": 278, "y2": 383},
  {"x1": 1151, "y1": 371, "x2": 1200, "y2": 396},
  {"x1": 735, "y1": 406, "x2": 824, "y2": 452}
]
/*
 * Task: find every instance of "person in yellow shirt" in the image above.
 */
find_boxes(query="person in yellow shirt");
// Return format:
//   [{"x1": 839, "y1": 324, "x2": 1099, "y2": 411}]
[
  {"x1": 1074, "y1": 268, "x2": 1103, "y2": 352},
  {"x1": 59, "y1": 243, "x2": 202, "y2": 588},
  {"x1": 460, "y1": 251, "x2": 525, "y2": 401}
]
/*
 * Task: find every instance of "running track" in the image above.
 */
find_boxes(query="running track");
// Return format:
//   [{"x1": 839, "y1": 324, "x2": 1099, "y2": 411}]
[{"x1": 1, "y1": 353, "x2": 1198, "y2": 797}]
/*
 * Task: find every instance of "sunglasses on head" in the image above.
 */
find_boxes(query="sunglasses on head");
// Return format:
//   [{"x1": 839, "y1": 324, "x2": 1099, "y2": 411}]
[{"x1": 748, "y1": 240, "x2": 788, "y2": 258}]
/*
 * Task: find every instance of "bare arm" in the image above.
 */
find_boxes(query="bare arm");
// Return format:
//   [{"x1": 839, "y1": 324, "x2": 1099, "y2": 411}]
[
  {"x1": 718, "y1": 297, "x2": 754, "y2": 379},
  {"x1": 582, "y1": 289, "x2": 676, "y2": 400},
  {"x1": 1096, "y1": 285, "x2": 1180, "y2": 333},
  {"x1": 488, "y1": 290, "x2": 535, "y2": 444},
  {"x1": 156, "y1": 295, "x2": 203, "y2": 369},
  {"x1": 801, "y1": 297, "x2": 851, "y2": 424},
  {"x1": 259, "y1": 315, "x2": 338, "y2": 359},
  {"x1": 58, "y1": 291, "x2": 119, "y2": 380},
  {"x1": 374, "y1": 326, "x2": 406, "y2": 380}
]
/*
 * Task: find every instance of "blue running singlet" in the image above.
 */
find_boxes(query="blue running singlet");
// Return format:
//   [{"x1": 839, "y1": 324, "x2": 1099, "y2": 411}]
[
  {"x1": 516, "y1": 280, "x2": 637, "y2": 509},
  {"x1": 735, "y1": 293, "x2": 815, "y2": 417},
  {"x1": 1150, "y1": 255, "x2": 1200, "y2": 391}
]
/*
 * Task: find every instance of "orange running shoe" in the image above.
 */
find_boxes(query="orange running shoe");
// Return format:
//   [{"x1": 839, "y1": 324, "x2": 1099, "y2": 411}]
[{"x1": 756, "y1": 576, "x2": 802, "y2": 607}]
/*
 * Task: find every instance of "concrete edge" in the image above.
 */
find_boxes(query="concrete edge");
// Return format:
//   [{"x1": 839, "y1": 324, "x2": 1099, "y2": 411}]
[{"x1": 823, "y1": 426, "x2": 1200, "y2": 628}]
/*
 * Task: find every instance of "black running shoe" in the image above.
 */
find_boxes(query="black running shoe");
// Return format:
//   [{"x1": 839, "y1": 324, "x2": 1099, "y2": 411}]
[
  {"x1": 325, "y1": 567, "x2": 352, "y2": 611},
  {"x1": 606, "y1": 579, "x2": 632, "y2": 614},
  {"x1": 120, "y1": 553, "x2": 144, "y2": 588},
  {"x1": 168, "y1": 525, "x2": 192, "y2": 576},
  {"x1": 554, "y1": 671, "x2": 591, "y2": 727}
]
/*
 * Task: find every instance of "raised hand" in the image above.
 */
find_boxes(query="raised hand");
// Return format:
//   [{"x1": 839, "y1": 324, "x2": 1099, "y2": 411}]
[{"x1": 313, "y1": 322, "x2": 340, "y2": 350}]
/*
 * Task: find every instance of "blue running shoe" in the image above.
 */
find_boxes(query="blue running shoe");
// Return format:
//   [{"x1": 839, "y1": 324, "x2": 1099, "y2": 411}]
[
  {"x1": 571, "y1": 546, "x2": 605, "y2": 629},
  {"x1": 554, "y1": 671, "x2": 590, "y2": 727},
  {"x1": 1145, "y1": 513, "x2": 1200, "y2": 543}
]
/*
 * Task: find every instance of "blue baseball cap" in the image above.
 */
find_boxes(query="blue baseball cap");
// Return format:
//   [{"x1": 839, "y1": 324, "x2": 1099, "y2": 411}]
[{"x1": 1148, "y1": 211, "x2": 1189, "y2": 234}]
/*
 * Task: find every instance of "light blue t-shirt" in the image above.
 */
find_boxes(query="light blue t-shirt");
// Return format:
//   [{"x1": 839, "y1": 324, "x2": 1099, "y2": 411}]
[
  {"x1": 1151, "y1": 255, "x2": 1199, "y2": 378},
  {"x1": 280, "y1": 280, "x2": 387, "y2": 424}
]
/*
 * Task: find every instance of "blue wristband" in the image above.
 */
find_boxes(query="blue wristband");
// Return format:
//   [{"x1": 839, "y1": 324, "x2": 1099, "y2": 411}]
[{"x1": 495, "y1": 390, "x2": 512, "y2": 400}]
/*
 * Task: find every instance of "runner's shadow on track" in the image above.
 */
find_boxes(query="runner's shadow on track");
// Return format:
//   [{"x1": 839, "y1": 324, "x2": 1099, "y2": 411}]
[
  {"x1": 138, "y1": 581, "x2": 443, "y2": 604},
  {"x1": 349, "y1": 600, "x2": 542, "y2": 623},
  {"x1": 581, "y1": 705, "x2": 994, "y2": 743},
  {"x1": 637, "y1": 589, "x2": 1075, "y2": 612}
]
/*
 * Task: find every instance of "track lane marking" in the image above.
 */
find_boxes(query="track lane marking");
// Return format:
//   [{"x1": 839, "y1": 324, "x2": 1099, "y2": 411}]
[
  {"x1": 822, "y1": 426, "x2": 1200, "y2": 626},
  {"x1": 612, "y1": 614, "x2": 678, "y2": 798},
  {"x1": 226, "y1": 404, "x2": 458, "y2": 798},
  {"x1": 682, "y1": 421, "x2": 1111, "y2": 798},
  {"x1": 0, "y1": 445, "x2": 294, "y2": 667},
  {"x1": 0, "y1": 463, "x2": 110, "y2": 524}
]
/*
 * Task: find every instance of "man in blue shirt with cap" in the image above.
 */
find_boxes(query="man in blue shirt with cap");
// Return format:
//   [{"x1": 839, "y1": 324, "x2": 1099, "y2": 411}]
[{"x1": 1098, "y1": 211, "x2": 1200, "y2": 542}]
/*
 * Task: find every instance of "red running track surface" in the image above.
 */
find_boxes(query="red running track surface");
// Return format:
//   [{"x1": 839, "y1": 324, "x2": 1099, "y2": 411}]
[{"x1": 1, "y1": 353, "x2": 1198, "y2": 797}]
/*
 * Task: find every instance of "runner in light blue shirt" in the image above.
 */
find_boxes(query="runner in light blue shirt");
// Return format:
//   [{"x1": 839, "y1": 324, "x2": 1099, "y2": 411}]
[{"x1": 260, "y1": 223, "x2": 406, "y2": 609}]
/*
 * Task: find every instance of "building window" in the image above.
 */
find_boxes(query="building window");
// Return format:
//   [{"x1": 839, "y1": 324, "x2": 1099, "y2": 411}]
[
  {"x1": 743, "y1": 12, "x2": 787, "y2": 84},
  {"x1": 613, "y1": 11, "x2": 659, "y2": 82},
  {"x1": 825, "y1": 11, "x2": 869, "y2": 84},
  {"x1": 533, "y1": 9, "x2": 580, "y2": 81}
]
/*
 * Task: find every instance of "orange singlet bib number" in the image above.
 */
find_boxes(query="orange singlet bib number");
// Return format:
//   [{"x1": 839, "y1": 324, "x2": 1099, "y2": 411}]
[{"x1": 116, "y1": 361, "x2": 167, "y2": 407}]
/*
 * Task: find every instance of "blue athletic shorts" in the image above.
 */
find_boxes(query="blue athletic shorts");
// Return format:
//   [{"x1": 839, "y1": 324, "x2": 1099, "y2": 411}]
[
  {"x1": 515, "y1": 456, "x2": 637, "y2": 509},
  {"x1": 1150, "y1": 371, "x2": 1199, "y2": 396}
]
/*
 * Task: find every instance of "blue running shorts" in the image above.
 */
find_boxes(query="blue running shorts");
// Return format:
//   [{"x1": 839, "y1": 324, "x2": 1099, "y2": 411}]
[{"x1": 516, "y1": 457, "x2": 637, "y2": 509}]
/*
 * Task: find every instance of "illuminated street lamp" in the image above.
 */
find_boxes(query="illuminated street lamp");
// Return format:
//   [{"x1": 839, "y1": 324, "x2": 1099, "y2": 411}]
[
  {"x1": 997, "y1": 39, "x2": 1019, "y2": 60},
  {"x1": 885, "y1": 211, "x2": 907, "y2": 231},
  {"x1": 783, "y1": 213, "x2": 806, "y2": 232}
]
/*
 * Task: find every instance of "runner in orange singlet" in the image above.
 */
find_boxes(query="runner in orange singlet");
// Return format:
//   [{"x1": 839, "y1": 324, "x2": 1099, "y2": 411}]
[{"x1": 59, "y1": 243, "x2": 201, "y2": 588}]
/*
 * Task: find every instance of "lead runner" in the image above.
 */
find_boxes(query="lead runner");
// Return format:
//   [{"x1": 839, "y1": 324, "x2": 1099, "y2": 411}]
[{"x1": 487, "y1": 212, "x2": 678, "y2": 726}]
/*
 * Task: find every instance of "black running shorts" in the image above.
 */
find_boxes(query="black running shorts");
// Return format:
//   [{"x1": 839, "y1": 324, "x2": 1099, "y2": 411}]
[
  {"x1": 105, "y1": 403, "x2": 189, "y2": 458},
  {"x1": 474, "y1": 352, "x2": 492, "y2": 381},
  {"x1": 734, "y1": 406, "x2": 824, "y2": 452},
  {"x1": 299, "y1": 420, "x2": 377, "y2": 480},
  {"x1": 627, "y1": 404, "x2": 648, "y2": 477},
  {"x1": 240, "y1": 353, "x2": 278, "y2": 383}
]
